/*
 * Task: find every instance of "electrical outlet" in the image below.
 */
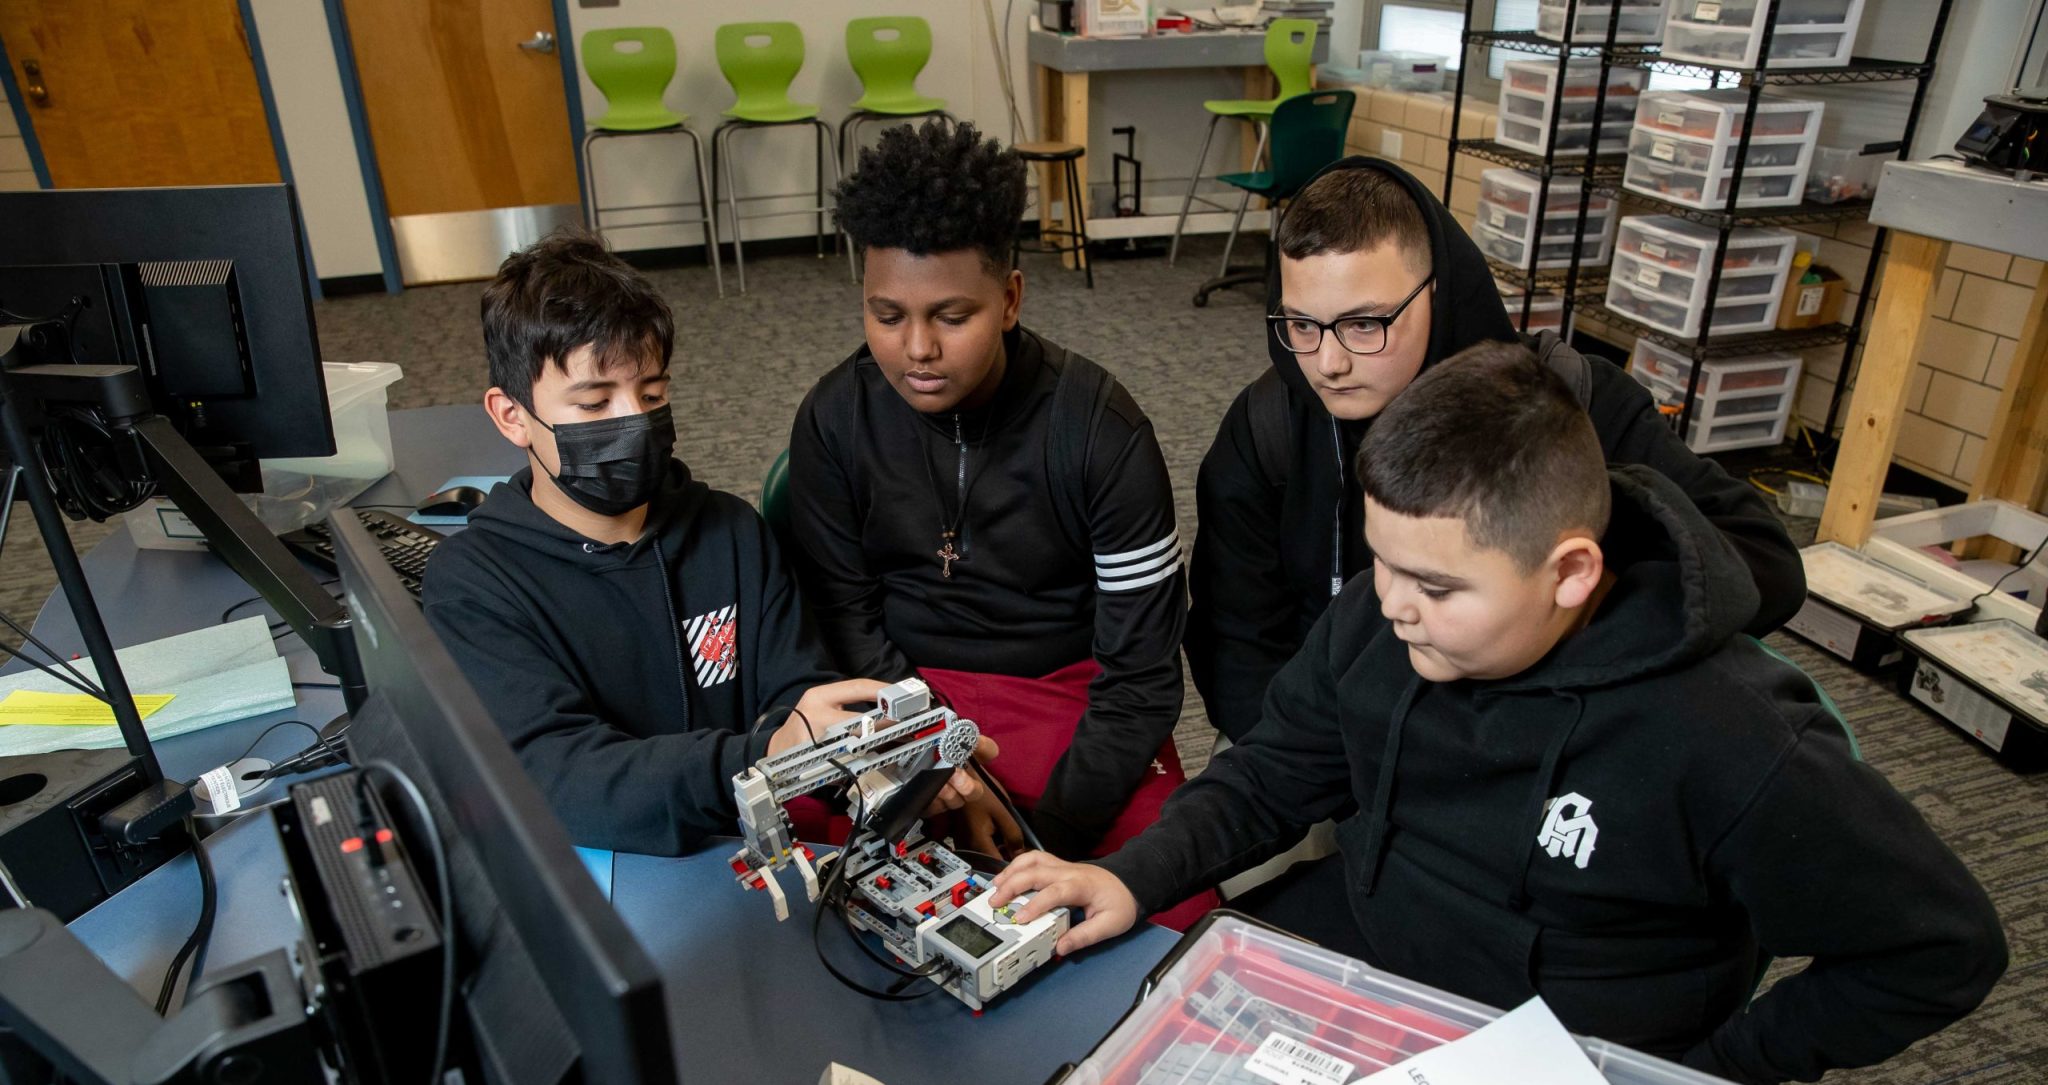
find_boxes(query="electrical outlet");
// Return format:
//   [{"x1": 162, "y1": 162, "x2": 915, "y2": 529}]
[{"x1": 1380, "y1": 130, "x2": 1403, "y2": 160}]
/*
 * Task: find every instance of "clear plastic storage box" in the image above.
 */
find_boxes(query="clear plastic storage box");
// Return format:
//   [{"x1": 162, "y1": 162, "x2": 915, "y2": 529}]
[
  {"x1": 1660, "y1": 0, "x2": 1866, "y2": 69},
  {"x1": 1629, "y1": 339, "x2": 1803, "y2": 452},
  {"x1": 1501, "y1": 285, "x2": 1569, "y2": 336},
  {"x1": 1535, "y1": 0, "x2": 1671, "y2": 44},
  {"x1": 1496, "y1": 60, "x2": 1648, "y2": 156},
  {"x1": 1357, "y1": 49, "x2": 1449, "y2": 91},
  {"x1": 1605, "y1": 215, "x2": 1797, "y2": 335},
  {"x1": 1054, "y1": 914, "x2": 1737, "y2": 1085},
  {"x1": 1623, "y1": 91, "x2": 1823, "y2": 209},
  {"x1": 1477, "y1": 168, "x2": 1618, "y2": 269}
]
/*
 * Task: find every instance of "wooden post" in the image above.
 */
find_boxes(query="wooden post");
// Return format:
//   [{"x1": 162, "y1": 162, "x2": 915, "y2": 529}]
[
  {"x1": 1817, "y1": 232, "x2": 1951, "y2": 548},
  {"x1": 1057, "y1": 71, "x2": 1089, "y2": 269},
  {"x1": 1037, "y1": 64, "x2": 1063, "y2": 242},
  {"x1": 1961, "y1": 260, "x2": 2048, "y2": 561}
]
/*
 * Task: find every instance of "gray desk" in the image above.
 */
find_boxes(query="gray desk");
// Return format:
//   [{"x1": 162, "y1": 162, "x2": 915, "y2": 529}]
[{"x1": 30, "y1": 405, "x2": 1179, "y2": 1084}]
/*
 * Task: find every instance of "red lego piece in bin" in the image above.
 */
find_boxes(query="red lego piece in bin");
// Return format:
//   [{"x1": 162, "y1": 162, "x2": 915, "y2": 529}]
[{"x1": 916, "y1": 901, "x2": 935, "y2": 917}]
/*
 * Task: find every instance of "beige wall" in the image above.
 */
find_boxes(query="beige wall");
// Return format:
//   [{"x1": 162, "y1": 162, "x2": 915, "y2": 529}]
[{"x1": 0, "y1": 82, "x2": 35, "y2": 191}]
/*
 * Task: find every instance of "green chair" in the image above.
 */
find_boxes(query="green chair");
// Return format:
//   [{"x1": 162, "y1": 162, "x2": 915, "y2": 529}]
[
  {"x1": 1169, "y1": 18, "x2": 1320, "y2": 267},
  {"x1": 838, "y1": 16, "x2": 954, "y2": 171},
  {"x1": 712, "y1": 22, "x2": 853, "y2": 294},
  {"x1": 1194, "y1": 89, "x2": 1355, "y2": 307},
  {"x1": 580, "y1": 28, "x2": 723, "y2": 297},
  {"x1": 761, "y1": 448, "x2": 795, "y2": 556}
]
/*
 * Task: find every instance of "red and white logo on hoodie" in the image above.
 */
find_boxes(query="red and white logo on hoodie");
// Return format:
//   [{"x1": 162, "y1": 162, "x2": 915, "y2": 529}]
[{"x1": 685, "y1": 604, "x2": 738, "y2": 688}]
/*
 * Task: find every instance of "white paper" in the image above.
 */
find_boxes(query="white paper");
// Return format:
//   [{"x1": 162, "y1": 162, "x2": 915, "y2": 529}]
[{"x1": 1358, "y1": 998, "x2": 1608, "y2": 1085}]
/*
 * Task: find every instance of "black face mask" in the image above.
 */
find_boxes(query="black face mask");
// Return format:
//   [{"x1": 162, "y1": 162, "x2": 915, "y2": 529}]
[{"x1": 530, "y1": 403, "x2": 675, "y2": 517}]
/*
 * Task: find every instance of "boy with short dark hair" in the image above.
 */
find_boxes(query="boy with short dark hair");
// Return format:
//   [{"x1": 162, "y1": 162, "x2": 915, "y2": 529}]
[
  {"x1": 787, "y1": 122, "x2": 1212, "y2": 924},
  {"x1": 423, "y1": 230, "x2": 985, "y2": 856},
  {"x1": 1187, "y1": 159, "x2": 1806, "y2": 743},
  {"x1": 995, "y1": 343, "x2": 2006, "y2": 1084}
]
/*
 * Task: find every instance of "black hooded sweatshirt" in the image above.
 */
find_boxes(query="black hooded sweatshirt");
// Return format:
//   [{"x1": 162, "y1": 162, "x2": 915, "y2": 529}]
[
  {"x1": 1102, "y1": 466, "x2": 2006, "y2": 1084},
  {"x1": 1187, "y1": 157, "x2": 1807, "y2": 742},
  {"x1": 420, "y1": 461, "x2": 839, "y2": 856},
  {"x1": 787, "y1": 326, "x2": 1185, "y2": 859}
]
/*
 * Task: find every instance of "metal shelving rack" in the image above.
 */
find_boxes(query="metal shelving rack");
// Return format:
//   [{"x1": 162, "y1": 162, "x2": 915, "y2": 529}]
[{"x1": 1443, "y1": 0, "x2": 1956, "y2": 446}]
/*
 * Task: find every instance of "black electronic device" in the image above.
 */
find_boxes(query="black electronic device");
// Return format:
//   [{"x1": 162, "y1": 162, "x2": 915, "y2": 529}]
[
  {"x1": 330, "y1": 511, "x2": 681, "y2": 1085},
  {"x1": 0, "y1": 748, "x2": 187, "y2": 922},
  {"x1": 284, "y1": 508, "x2": 444, "y2": 599},
  {"x1": 415, "y1": 483, "x2": 488, "y2": 519},
  {"x1": 1955, "y1": 86, "x2": 2048, "y2": 175}
]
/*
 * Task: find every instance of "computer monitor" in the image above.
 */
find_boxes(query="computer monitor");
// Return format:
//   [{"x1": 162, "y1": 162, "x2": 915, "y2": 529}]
[
  {"x1": 0, "y1": 184, "x2": 333, "y2": 483},
  {"x1": 329, "y1": 512, "x2": 681, "y2": 1085}
]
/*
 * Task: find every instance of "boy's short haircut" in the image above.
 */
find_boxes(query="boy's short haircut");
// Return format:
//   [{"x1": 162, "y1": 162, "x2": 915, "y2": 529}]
[
  {"x1": 1276, "y1": 166, "x2": 1431, "y2": 274},
  {"x1": 1358, "y1": 342, "x2": 1610, "y2": 571},
  {"x1": 481, "y1": 228, "x2": 674, "y2": 411},
  {"x1": 834, "y1": 120, "x2": 1028, "y2": 276}
]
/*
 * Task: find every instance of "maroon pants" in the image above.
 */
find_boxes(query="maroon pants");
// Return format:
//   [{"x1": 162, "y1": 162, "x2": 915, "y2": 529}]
[{"x1": 917, "y1": 661, "x2": 1220, "y2": 932}]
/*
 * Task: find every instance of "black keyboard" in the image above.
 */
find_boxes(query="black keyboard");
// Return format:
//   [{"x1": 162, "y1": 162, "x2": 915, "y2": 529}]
[{"x1": 284, "y1": 509, "x2": 444, "y2": 599}]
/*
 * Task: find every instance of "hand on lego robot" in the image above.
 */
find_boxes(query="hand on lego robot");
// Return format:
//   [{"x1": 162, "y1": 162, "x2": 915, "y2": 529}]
[
  {"x1": 988, "y1": 851, "x2": 1139, "y2": 956},
  {"x1": 766, "y1": 679, "x2": 892, "y2": 757},
  {"x1": 926, "y1": 736, "x2": 1004, "y2": 823},
  {"x1": 955, "y1": 752, "x2": 1026, "y2": 858}
]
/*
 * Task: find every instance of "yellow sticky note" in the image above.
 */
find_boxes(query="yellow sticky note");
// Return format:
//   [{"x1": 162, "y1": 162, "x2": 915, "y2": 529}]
[{"x1": 0, "y1": 690, "x2": 176, "y2": 726}]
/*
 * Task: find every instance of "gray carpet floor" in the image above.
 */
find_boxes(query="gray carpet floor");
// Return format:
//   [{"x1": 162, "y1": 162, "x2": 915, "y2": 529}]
[{"x1": 1, "y1": 238, "x2": 2041, "y2": 1082}]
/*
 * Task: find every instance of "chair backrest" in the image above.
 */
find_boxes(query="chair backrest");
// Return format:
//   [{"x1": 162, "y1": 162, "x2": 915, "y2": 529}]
[
  {"x1": 845, "y1": 16, "x2": 933, "y2": 97},
  {"x1": 1265, "y1": 18, "x2": 1320, "y2": 101},
  {"x1": 715, "y1": 22, "x2": 806, "y2": 112},
  {"x1": 582, "y1": 28, "x2": 678, "y2": 113},
  {"x1": 760, "y1": 448, "x2": 792, "y2": 539},
  {"x1": 1266, "y1": 90, "x2": 1356, "y2": 200}
]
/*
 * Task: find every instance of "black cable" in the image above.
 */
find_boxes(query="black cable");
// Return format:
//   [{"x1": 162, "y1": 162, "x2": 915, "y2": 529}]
[
  {"x1": 967, "y1": 756, "x2": 1044, "y2": 855},
  {"x1": 154, "y1": 818, "x2": 216, "y2": 1014},
  {"x1": 355, "y1": 760, "x2": 454, "y2": 1085},
  {"x1": 0, "y1": 605, "x2": 109, "y2": 702},
  {"x1": 222, "y1": 719, "x2": 321, "y2": 771},
  {"x1": 803, "y1": 764, "x2": 950, "y2": 1002},
  {"x1": 1961, "y1": 536, "x2": 2048, "y2": 619},
  {"x1": 291, "y1": 681, "x2": 343, "y2": 690}
]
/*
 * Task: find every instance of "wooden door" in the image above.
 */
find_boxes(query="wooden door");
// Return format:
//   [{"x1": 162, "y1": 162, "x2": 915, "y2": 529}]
[
  {"x1": 0, "y1": 0, "x2": 279, "y2": 187},
  {"x1": 338, "y1": 0, "x2": 578, "y2": 218}
]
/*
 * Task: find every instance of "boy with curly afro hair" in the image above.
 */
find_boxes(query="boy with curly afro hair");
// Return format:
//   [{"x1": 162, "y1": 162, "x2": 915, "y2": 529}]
[{"x1": 787, "y1": 121, "x2": 1214, "y2": 928}]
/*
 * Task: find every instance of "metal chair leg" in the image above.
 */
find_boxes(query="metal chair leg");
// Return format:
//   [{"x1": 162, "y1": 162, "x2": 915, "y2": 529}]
[
  {"x1": 837, "y1": 112, "x2": 860, "y2": 176},
  {"x1": 680, "y1": 126, "x2": 724, "y2": 299},
  {"x1": 580, "y1": 130, "x2": 602, "y2": 231},
  {"x1": 819, "y1": 119, "x2": 855, "y2": 284},
  {"x1": 1170, "y1": 113, "x2": 1225, "y2": 268},
  {"x1": 1219, "y1": 185, "x2": 1253, "y2": 278},
  {"x1": 717, "y1": 122, "x2": 748, "y2": 295},
  {"x1": 1067, "y1": 158, "x2": 1093, "y2": 289},
  {"x1": 1249, "y1": 121, "x2": 1271, "y2": 171}
]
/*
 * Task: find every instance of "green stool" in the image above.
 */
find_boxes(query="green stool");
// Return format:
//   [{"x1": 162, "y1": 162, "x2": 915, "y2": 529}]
[
  {"x1": 838, "y1": 16, "x2": 954, "y2": 171},
  {"x1": 1169, "y1": 18, "x2": 1319, "y2": 267},
  {"x1": 581, "y1": 28, "x2": 723, "y2": 297},
  {"x1": 712, "y1": 21, "x2": 853, "y2": 294},
  {"x1": 1194, "y1": 89, "x2": 1355, "y2": 307}
]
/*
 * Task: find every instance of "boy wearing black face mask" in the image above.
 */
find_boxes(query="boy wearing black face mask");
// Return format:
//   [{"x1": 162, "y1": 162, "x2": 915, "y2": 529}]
[{"x1": 421, "y1": 231, "x2": 992, "y2": 855}]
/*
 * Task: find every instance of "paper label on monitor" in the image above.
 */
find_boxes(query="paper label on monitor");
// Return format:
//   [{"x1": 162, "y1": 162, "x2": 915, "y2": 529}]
[
  {"x1": 1487, "y1": 205, "x2": 1507, "y2": 228},
  {"x1": 1651, "y1": 139, "x2": 1678, "y2": 162},
  {"x1": 1640, "y1": 240, "x2": 1668, "y2": 260},
  {"x1": 1797, "y1": 284, "x2": 1824, "y2": 316},
  {"x1": 1638, "y1": 266, "x2": 1664, "y2": 289},
  {"x1": 1658, "y1": 109, "x2": 1686, "y2": 129},
  {"x1": 155, "y1": 505, "x2": 206, "y2": 540},
  {"x1": 1694, "y1": 1, "x2": 1722, "y2": 20},
  {"x1": 1246, "y1": 1033, "x2": 1355, "y2": 1085}
]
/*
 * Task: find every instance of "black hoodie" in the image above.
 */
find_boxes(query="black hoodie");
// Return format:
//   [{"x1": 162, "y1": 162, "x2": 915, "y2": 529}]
[
  {"x1": 1186, "y1": 157, "x2": 1807, "y2": 742},
  {"x1": 1102, "y1": 466, "x2": 2005, "y2": 1084},
  {"x1": 787, "y1": 326, "x2": 1185, "y2": 859},
  {"x1": 420, "y1": 461, "x2": 839, "y2": 856}
]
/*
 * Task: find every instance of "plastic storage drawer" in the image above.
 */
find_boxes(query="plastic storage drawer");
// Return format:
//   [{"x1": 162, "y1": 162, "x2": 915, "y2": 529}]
[
  {"x1": 1535, "y1": 0, "x2": 1670, "y2": 44},
  {"x1": 1661, "y1": 0, "x2": 1865, "y2": 69},
  {"x1": 1496, "y1": 60, "x2": 1648, "y2": 156},
  {"x1": 1479, "y1": 221, "x2": 1610, "y2": 270},
  {"x1": 1616, "y1": 215, "x2": 1794, "y2": 272},
  {"x1": 1501, "y1": 286, "x2": 1568, "y2": 336},
  {"x1": 1478, "y1": 168, "x2": 1618, "y2": 269},
  {"x1": 1628, "y1": 338, "x2": 1802, "y2": 399},
  {"x1": 1605, "y1": 276, "x2": 1780, "y2": 336},
  {"x1": 1057, "y1": 914, "x2": 1742, "y2": 1085}
]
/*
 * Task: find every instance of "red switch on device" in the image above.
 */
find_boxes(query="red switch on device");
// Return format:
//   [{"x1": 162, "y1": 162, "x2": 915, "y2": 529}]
[
  {"x1": 876, "y1": 876, "x2": 893, "y2": 890},
  {"x1": 951, "y1": 881, "x2": 969, "y2": 907}
]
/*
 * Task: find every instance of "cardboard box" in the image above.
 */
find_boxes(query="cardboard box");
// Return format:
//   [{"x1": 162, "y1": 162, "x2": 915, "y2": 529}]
[{"x1": 1779, "y1": 266, "x2": 1845, "y2": 329}]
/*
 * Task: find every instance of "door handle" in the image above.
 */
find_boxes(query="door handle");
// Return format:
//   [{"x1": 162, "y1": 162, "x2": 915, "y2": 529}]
[
  {"x1": 518, "y1": 31, "x2": 556, "y2": 55},
  {"x1": 21, "y1": 59, "x2": 47, "y2": 106}
]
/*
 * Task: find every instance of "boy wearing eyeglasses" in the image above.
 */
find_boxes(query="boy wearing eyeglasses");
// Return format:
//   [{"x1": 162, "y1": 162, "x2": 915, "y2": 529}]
[{"x1": 1186, "y1": 158, "x2": 1806, "y2": 746}]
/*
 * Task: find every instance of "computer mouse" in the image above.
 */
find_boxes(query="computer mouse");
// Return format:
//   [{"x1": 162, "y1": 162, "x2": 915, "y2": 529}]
[{"x1": 416, "y1": 485, "x2": 489, "y2": 518}]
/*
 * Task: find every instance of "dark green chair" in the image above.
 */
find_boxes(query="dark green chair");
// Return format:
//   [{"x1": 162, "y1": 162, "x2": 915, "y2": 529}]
[
  {"x1": 1193, "y1": 89, "x2": 1356, "y2": 307},
  {"x1": 760, "y1": 448, "x2": 792, "y2": 537}
]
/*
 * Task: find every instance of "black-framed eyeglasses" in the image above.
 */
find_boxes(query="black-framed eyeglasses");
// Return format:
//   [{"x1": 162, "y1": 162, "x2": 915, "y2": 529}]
[{"x1": 1268, "y1": 274, "x2": 1435, "y2": 356}]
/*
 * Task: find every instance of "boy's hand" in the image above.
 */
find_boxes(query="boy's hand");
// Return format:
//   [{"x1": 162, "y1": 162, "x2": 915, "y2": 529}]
[
  {"x1": 767, "y1": 678, "x2": 891, "y2": 757},
  {"x1": 924, "y1": 736, "x2": 1001, "y2": 818},
  {"x1": 989, "y1": 851, "x2": 1139, "y2": 956}
]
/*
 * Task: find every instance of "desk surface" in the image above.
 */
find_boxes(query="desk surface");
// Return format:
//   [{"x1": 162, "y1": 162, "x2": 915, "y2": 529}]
[
  {"x1": 1871, "y1": 159, "x2": 2048, "y2": 262},
  {"x1": 38, "y1": 404, "x2": 1178, "y2": 1084},
  {"x1": 1027, "y1": 26, "x2": 1329, "y2": 72}
]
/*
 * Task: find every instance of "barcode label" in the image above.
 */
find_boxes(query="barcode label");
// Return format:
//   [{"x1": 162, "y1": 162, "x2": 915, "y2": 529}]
[
  {"x1": 1694, "y1": 1, "x2": 1722, "y2": 20},
  {"x1": 1487, "y1": 205, "x2": 1507, "y2": 228},
  {"x1": 1797, "y1": 284, "x2": 1824, "y2": 316},
  {"x1": 1639, "y1": 266, "x2": 1664, "y2": 290},
  {"x1": 1650, "y1": 139, "x2": 1677, "y2": 162},
  {"x1": 1246, "y1": 1033, "x2": 1356, "y2": 1085},
  {"x1": 1658, "y1": 109, "x2": 1685, "y2": 128},
  {"x1": 1640, "y1": 240, "x2": 1668, "y2": 259}
]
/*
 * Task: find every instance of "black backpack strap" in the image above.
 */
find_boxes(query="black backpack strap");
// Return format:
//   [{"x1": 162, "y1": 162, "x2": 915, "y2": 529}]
[
  {"x1": 1526, "y1": 330, "x2": 1594, "y2": 410},
  {"x1": 1048, "y1": 345, "x2": 1115, "y2": 553},
  {"x1": 1246, "y1": 369, "x2": 1294, "y2": 491}
]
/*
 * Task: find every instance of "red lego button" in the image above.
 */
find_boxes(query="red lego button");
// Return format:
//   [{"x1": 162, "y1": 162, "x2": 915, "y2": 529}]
[
  {"x1": 916, "y1": 901, "x2": 935, "y2": 917},
  {"x1": 875, "y1": 876, "x2": 893, "y2": 891},
  {"x1": 951, "y1": 882, "x2": 969, "y2": 907}
]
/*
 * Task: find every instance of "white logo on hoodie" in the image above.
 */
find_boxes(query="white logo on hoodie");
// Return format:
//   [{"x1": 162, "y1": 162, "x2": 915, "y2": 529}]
[{"x1": 1537, "y1": 792, "x2": 1599, "y2": 870}]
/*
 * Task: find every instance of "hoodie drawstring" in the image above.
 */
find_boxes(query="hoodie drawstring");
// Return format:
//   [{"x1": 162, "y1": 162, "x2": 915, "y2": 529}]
[
  {"x1": 1328, "y1": 415, "x2": 1347, "y2": 599},
  {"x1": 1359, "y1": 674, "x2": 1424, "y2": 896},
  {"x1": 651, "y1": 537, "x2": 693, "y2": 733},
  {"x1": 1507, "y1": 690, "x2": 1587, "y2": 912}
]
